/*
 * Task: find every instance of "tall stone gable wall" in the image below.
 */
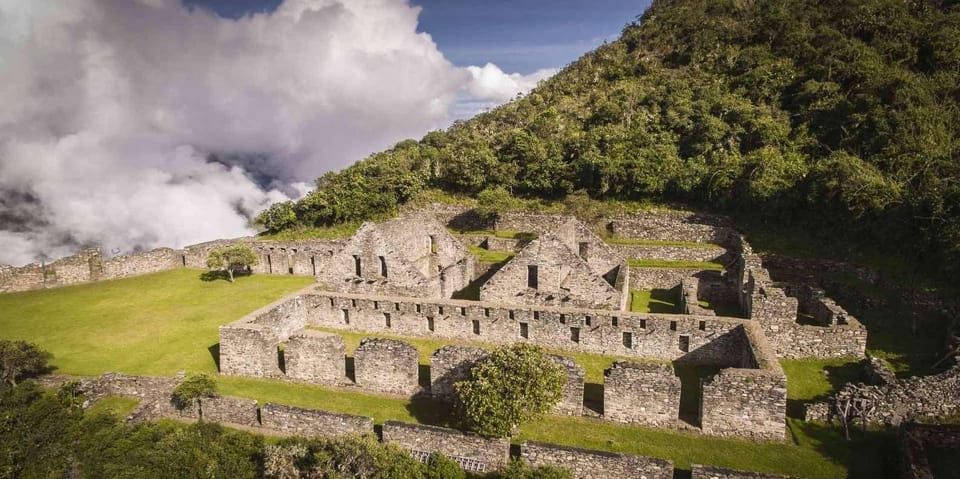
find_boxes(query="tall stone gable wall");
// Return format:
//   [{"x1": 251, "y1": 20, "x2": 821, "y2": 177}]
[
  {"x1": 382, "y1": 421, "x2": 511, "y2": 473},
  {"x1": 521, "y1": 442, "x2": 674, "y2": 479},
  {"x1": 603, "y1": 361, "x2": 681, "y2": 428},
  {"x1": 480, "y1": 233, "x2": 624, "y2": 310}
]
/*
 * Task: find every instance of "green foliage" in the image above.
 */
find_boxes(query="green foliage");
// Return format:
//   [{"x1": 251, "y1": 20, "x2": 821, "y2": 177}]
[
  {"x1": 261, "y1": 0, "x2": 960, "y2": 281},
  {"x1": 206, "y1": 244, "x2": 260, "y2": 282},
  {"x1": 498, "y1": 460, "x2": 572, "y2": 479},
  {"x1": 172, "y1": 373, "x2": 217, "y2": 414},
  {"x1": 475, "y1": 185, "x2": 520, "y2": 222},
  {"x1": 264, "y1": 435, "x2": 428, "y2": 479},
  {"x1": 426, "y1": 453, "x2": 466, "y2": 479},
  {"x1": 454, "y1": 343, "x2": 566, "y2": 437},
  {"x1": 256, "y1": 201, "x2": 298, "y2": 232},
  {"x1": 0, "y1": 340, "x2": 52, "y2": 389}
]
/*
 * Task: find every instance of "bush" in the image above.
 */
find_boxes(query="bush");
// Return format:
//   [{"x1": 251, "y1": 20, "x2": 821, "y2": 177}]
[
  {"x1": 0, "y1": 339, "x2": 52, "y2": 390},
  {"x1": 454, "y1": 343, "x2": 566, "y2": 437}
]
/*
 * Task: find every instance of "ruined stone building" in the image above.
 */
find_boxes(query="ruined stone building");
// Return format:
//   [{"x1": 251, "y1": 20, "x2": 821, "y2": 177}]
[
  {"x1": 480, "y1": 219, "x2": 628, "y2": 310},
  {"x1": 315, "y1": 212, "x2": 475, "y2": 299}
]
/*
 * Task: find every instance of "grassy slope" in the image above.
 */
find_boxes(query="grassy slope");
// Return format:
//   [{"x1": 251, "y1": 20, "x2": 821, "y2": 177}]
[
  {"x1": 627, "y1": 259, "x2": 724, "y2": 270},
  {"x1": 0, "y1": 269, "x2": 313, "y2": 376}
]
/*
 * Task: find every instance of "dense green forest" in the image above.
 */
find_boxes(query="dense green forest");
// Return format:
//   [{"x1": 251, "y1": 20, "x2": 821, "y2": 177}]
[{"x1": 259, "y1": 0, "x2": 960, "y2": 279}]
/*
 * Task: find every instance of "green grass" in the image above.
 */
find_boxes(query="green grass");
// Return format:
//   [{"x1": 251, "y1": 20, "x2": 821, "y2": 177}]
[
  {"x1": 87, "y1": 396, "x2": 141, "y2": 417},
  {"x1": 630, "y1": 289, "x2": 678, "y2": 313},
  {"x1": 217, "y1": 373, "x2": 889, "y2": 479},
  {"x1": 0, "y1": 269, "x2": 313, "y2": 376},
  {"x1": 627, "y1": 259, "x2": 724, "y2": 270},
  {"x1": 258, "y1": 223, "x2": 360, "y2": 241},
  {"x1": 780, "y1": 358, "x2": 863, "y2": 420},
  {"x1": 449, "y1": 228, "x2": 538, "y2": 241},
  {"x1": 605, "y1": 238, "x2": 722, "y2": 248},
  {"x1": 467, "y1": 245, "x2": 516, "y2": 264}
]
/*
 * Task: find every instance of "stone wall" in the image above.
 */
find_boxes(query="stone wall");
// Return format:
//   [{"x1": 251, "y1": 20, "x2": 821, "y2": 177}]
[
  {"x1": 611, "y1": 244, "x2": 728, "y2": 263},
  {"x1": 520, "y1": 442, "x2": 673, "y2": 479},
  {"x1": 382, "y1": 421, "x2": 511, "y2": 473},
  {"x1": 302, "y1": 290, "x2": 752, "y2": 364},
  {"x1": 284, "y1": 330, "x2": 345, "y2": 385},
  {"x1": 494, "y1": 213, "x2": 569, "y2": 234},
  {"x1": 551, "y1": 355, "x2": 585, "y2": 416},
  {"x1": 101, "y1": 248, "x2": 182, "y2": 280},
  {"x1": 260, "y1": 403, "x2": 375, "y2": 438},
  {"x1": 603, "y1": 361, "x2": 680, "y2": 428},
  {"x1": 199, "y1": 396, "x2": 260, "y2": 427},
  {"x1": 606, "y1": 212, "x2": 737, "y2": 248},
  {"x1": 629, "y1": 266, "x2": 698, "y2": 291},
  {"x1": 691, "y1": 464, "x2": 793, "y2": 479},
  {"x1": 805, "y1": 363, "x2": 960, "y2": 426},
  {"x1": 429, "y1": 345, "x2": 488, "y2": 400},
  {"x1": 700, "y1": 322, "x2": 787, "y2": 441},
  {"x1": 219, "y1": 325, "x2": 281, "y2": 377},
  {"x1": 354, "y1": 337, "x2": 420, "y2": 395},
  {"x1": 900, "y1": 424, "x2": 960, "y2": 479}
]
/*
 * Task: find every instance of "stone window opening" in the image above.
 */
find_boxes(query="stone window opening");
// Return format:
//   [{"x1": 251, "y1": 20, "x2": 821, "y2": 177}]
[
  {"x1": 438, "y1": 306, "x2": 444, "y2": 315},
  {"x1": 460, "y1": 307, "x2": 467, "y2": 316},
  {"x1": 670, "y1": 320, "x2": 677, "y2": 331},
  {"x1": 612, "y1": 317, "x2": 619, "y2": 327},
  {"x1": 351, "y1": 299, "x2": 357, "y2": 308},
  {"x1": 622, "y1": 332, "x2": 633, "y2": 349},
  {"x1": 508, "y1": 310, "x2": 515, "y2": 320},
  {"x1": 429, "y1": 235, "x2": 438, "y2": 254},
  {"x1": 341, "y1": 309, "x2": 350, "y2": 325},
  {"x1": 533, "y1": 311, "x2": 540, "y2": 320},
  {"x1": 373, "y1": 301, "x2": 379, "y2": 310},
  {"x1": 527, "y1": 265, "x2": 539, "y2": 289},
  {"x1": 288, "y1": 267, "x2": 294, "y2": 275},
  {"x1": 353, "y1": 255, "x2": 361, "y2": 276},
  {"x1": 570, "y1": 327, "x2": 580, "y2": 343},
  {"x1": 679, "y1": 334, "x2": 690, "y2": 352},
  {"x1": 427, "y1": 316, "x2": 435, "y2": 332},
  {"x1": 585, "y1": 316, "x2": 592, "y2": 326},
  {"x1": 181, "y1": 254, "x2": 186, "y2": 267},
  {"x1": 384, "y1": 313, "x2": 391, "y2": 329},
  {"x1": 519, "y1": 322, "x2": 528, "y2": 338},
  {"x1": 559, "y1": 314, "x2": 566, "y2": 324},
  {"x1": 329, "y1": 298, "x2": 335, "y2": 308},
  {"x1": 578, "y1": 241, "x2": 589, "y2": 260},
  {"x1": 484, "y1": 308, "x2": 490, "y2": 317},
  {"x1": 267, "y1": 254, "x2": 273, "y2": 274},
  {"x1": 698, "y1": 320, "x2": 706, "y2": 331},
  {"x1": 416, "y1": 304, "x2": 422, "y2": 313},
  {"x1": 472, "y1": 320, "x2": 480, "y2": 335},
  {"x1": 310, "y1": 256, "x2": 316, "y2": 276},
  {"x1": 378, "y1": 256, "x2": 388, "y2": 278},
  {"x1": 639, "y1": 319, "x2": 646, "y2": 329},
  {"x1": 395, "y1": 303, "x2": 401, "y2": 312}
]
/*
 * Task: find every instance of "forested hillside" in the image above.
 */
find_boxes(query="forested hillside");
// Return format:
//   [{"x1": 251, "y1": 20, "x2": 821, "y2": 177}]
[{"x1": 259, "y1": 0, "x2": 960, "y2": 278}]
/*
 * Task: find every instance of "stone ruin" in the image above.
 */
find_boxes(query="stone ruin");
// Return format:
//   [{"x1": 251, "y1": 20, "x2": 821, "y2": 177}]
[{"x1": 353, "y1": 337, "x2": 420, "y2": 395}]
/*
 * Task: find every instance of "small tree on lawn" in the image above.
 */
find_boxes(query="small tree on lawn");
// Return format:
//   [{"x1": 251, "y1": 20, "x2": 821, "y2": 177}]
[
  {"x1": 172, "y1": 373, "x2": 217, "y2": 420},
  {"x1": 206, "y1": 244, "x2": 259, "y2": 282},
  {"x1": 474, "y1": 186, "x2": 517, "y2": 226},
  {"x1": 0, "y1": 339, "x2": 53, "y2": 390},
  {"x1": 453, "y1": 343, "x2": 565, "y2": 437}
]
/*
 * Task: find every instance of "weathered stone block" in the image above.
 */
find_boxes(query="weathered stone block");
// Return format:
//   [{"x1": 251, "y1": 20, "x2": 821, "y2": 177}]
[
  {"x1": 260, "y1": 403, "x2": 374, "y2": 438},
  {"x1": 284, "y1": 330, "x2": 345, "y2": 385},
  {"x1": 603, "y1": 361, "x2": 680, "y2": 428},
  {"x1": 551, "y1": 355, "x2": 584, "y2": 416},
  {"x1": 382, "y1": 421, "x2": 510, "y2": 473},
  {"x1": 521, "y1": 441, "x2": 673, "y2": 479},
  {"x1": 354, "y1": 337, "x2": 419, "y2": 395}
]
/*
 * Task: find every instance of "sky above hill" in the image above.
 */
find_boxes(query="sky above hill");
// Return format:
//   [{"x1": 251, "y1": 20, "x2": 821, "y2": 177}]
[{"x1": 0, "y1": 0, "x2": 646, "y2": 266}]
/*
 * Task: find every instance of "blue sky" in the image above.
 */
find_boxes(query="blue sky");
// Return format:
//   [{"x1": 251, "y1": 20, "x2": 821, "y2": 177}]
[{"x1": 183, "y1": 0, "x2": 649, "y2": 74}]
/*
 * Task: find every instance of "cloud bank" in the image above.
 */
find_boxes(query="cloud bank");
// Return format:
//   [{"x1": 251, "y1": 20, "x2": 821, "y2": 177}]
[{"x1": 0, "y1": 0, "x2": 553, "y2": 265}]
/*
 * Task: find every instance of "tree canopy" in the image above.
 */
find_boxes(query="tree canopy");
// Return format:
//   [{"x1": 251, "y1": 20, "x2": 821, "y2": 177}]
[
  {"x1": 259, "y1": 0, "x2": 960, "y2": 280},
  {"x1": 454, "y1": 343, "x2": 566, "y2": 437},
  {"x1": 206, "y1": 245, "x2": 259, "y2": 282},
  {"x1": 0, "y1": 340, "x2": 52, "y2": 390}
]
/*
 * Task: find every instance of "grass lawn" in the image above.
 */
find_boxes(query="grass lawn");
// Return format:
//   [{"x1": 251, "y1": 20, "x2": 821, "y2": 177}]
[
  {"x1": 0, "y1": 268, "x2": 313, "y2": 376},
  {"x1": 627, "y1": 259, "x2": 724, "y2": 270},
  {"x1": 605, "y1": 238, "x2": 722, "y2": 248},
  {"x1": 466, "y1": 245, "x2": 515, "y2": 264},
  {"x1": 218, "y1": 374, "x2": 889, "y2": 479},
  {"x1": 257, "y1": 222, "x2": 360, "y2": 241},
  {"x1": 630, "y1": 289, "x2": 678, "y2": 313}
]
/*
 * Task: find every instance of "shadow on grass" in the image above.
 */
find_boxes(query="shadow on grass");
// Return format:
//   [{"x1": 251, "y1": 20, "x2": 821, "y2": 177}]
[
  {"x1": 650, "y1": 287, "x2": 680, "y2": 313},
  {"x1": 452, "y1": 261, "x2": 508, "y2": 301},
  {"x1": 789, "y1": 420, "x2": 900, "y2": 478},
  {"x1": 405, "y1": 396, "x2": 455, "y2": 428},
  {"x1": 787, "y1": 361, "x2": 863, "y2": 420},
  {"x1": 208, "y1": 343, "x2": 221, "y2": 372},
  {"x1": 199, "y1": 270, "x2": 253, "y2": 282}
]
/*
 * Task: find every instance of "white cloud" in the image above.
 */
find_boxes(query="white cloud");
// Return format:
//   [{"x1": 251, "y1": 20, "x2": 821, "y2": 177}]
[{"x1": 0, "y1": 0, "x2": 554, "y2": 266}]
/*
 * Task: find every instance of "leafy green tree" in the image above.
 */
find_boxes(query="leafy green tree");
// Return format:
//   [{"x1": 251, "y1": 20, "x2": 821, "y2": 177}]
[
  {"x1": 171, "y1": 373, "x2": 217, "y2": 419},
  {"x1": 474, "y1": 186, "x2": 518, "y2": 224},
  {"x1": 426, "y1": 453, "x2": 465, "y2": 479},
  {"x1": 206, "y1": 245, "x2": 259, "y2": 282},
  {"x1": 0, "y1": 340, "x2": 52, "y2": 389},
  {"x1": 454, "y1": 343, "x2": 565, "y2": 437},
  {"x1": 498, "y1": 460, "x2": 572, "y2": 479},
  {"x1": 256, "y1": 201, "x2": 298, "y2": 232}
]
